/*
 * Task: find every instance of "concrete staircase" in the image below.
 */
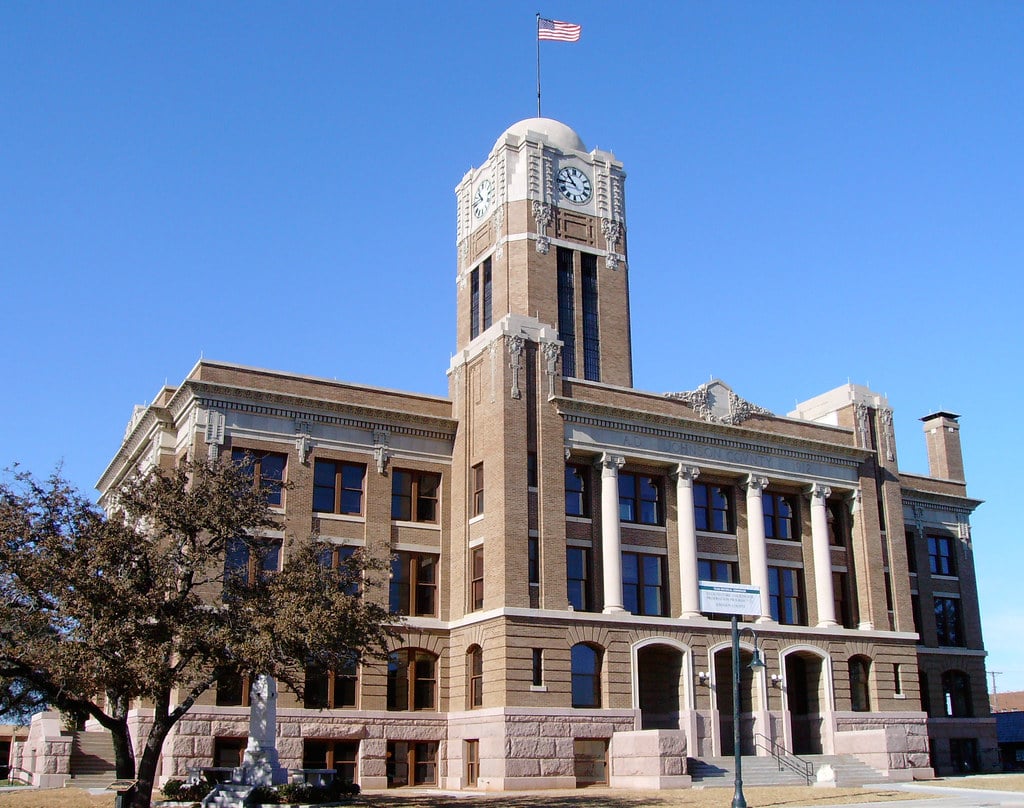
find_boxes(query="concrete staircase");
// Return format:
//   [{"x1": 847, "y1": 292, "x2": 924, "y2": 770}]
[
  {"x1": 68, "y1": 730, "x2": 118, "y2": 789},
  {"x1": 688, "y1": 754, "x2": 886, "y2": 787}
]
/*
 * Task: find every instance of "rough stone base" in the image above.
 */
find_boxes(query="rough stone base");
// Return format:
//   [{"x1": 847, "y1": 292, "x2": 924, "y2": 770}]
[{"x1": 609, "y1": 730, "x2": 690, "y2": 789}]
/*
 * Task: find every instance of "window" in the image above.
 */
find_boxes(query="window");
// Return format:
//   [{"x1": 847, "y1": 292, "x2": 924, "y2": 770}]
[
  {"x1": 232, "y1": 448, "x2": 286, "y2": 507},
  {"x1": 768, "y1": 566, "x2": 805, "y2": 625},
  {"x1": 313, "y1": 460, "x2": 365, "y2": 515},
  {"x1": 928, "y1": 535, "x2": 957, "y2": 577},
  {"x1": 566, "y1": 547, "x2": 591, "y2": 611},
  {"x1": 849, "y1": 656, "x2": 871, "y2": 712},
  {"x1": 303, "y1": 740, "x2": 358, "y2": 785},
  {"x1": 304, "y1": 657, "x2": 357, "y2": 709},
  {"x1": 571, "y1": 643, "x2": 602, "y2": 708},
  {"x1": 532, "y1": 649, "x2": 544, "y2": 687},
  {"x1": 827, "y1": 500, "x2": 850, "y2": 546},
  {"x1": 942, "y1": 671, "x2": 973, "y2": 718},
  {"x1": 934, "y1": 596, "x2": 965, "y2": 646},
  {"x1": 470, "y1": 267, "x2": 480, "y2": 340},
  {"x1": 528, "y1": 536, "x2": 540, "y2": 608},
  {"x1": 905, "y1": 530, "x2": 918, "y2": 574},
  {"x1": 472, "y1": 463, "x2": 484, "y2": 517},
  {"x1": 482, "y1": 259, "x2": 492, "y2": 332},
  {"x1": 387, "y1": 649, "x2": 437, "y2": 711},
  {"x1": 911, "y1": 593, "x2": 924, "y2": 638},
  {"x1": 390, "y1": 552, "x2": 437, "y2": 616},
  {"x1": 527, "y1": 452, "x2": 538, "y2": 488},
  {"x1": 224, "y1": 537, "x2": 280, "y2": 585},
  {"x1": 215, "y1": 672, "x2": 250, "y2": 707},
  {"x1": 556, "y1": 246, "x2": 576, "y2": 377},
  {"x1": 317, "y1": 544, "x2": 359, "y2": 595},
  {"x1": 622, "y1": 552, "x2": 667, "y2": 616},
  {"x1": 694, "y1": 483, "x2": 734, "y2": 533},
  {"x1": 467, "y1": 646, "x2": 483, "y2": 708},
  {"x1": 581, "y1": 252, "x2": 600, "y2": 382},
  {"x1": 464, "y1": 740, "x2": 479, "y2": 787},
  {"x1": 919, "y1": 671, "x2": 932, "y2": 715},
  {"x1": 893, "y1": 663, "x2": 903, "y2": 696},
  {"x1": 387, "y1": 740, "x2": 437, "y2": 787},
  {"x1": 763, "y1": 493, "x2": 798, "y2": 540},
  {"x1": 213, "y1": 737, "x2": 245, "y2": 769},
  {"x1": 618, "y1": 472, "x2": 662, "y2": 525},
  {"x1": 470, "y1": 547, "x2": 484, "y2": 611},
  {"x1": 391, "y1": 470, "x2": 440, "y2": 523},
  {"x1": 698, "y1": 559, "x2": 738, "y2": 620},
  {"x1": 833, "y1": 571, "x2": 857, "y2": 629},
  {"x1": 565, "y1": 464, "x2": 590, "y2": 517}
]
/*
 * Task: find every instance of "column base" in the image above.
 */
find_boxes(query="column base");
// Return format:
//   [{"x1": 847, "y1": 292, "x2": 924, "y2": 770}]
[
  {"x1": 603, "y1": 606, "x2": 627, "y2": 614},
  {"x1": 816, "y1": 620, "x2": 839, "y2": 628}
]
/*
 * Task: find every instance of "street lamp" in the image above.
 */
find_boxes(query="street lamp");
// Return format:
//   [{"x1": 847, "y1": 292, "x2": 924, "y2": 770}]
[{"x1": 731, "y1": 615, "x2": 765, "y2": 808}]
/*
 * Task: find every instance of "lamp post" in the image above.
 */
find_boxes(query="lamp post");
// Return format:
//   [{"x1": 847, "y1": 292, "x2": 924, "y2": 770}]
[{"x1": 731, "y1": 615, "x2": 765, "y2": 808}]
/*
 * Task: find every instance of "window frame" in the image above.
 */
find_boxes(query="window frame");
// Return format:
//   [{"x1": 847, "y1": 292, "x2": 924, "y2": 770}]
[
  {"x1": 927, "y1": 535, "x2": 957, "y2": 577},
  {"x1": 232, "y1": 448, "x2": 287, "y2": 507},
  {"x1": 467, "y1": 645, "x2": 483, "y2": 709},
  {"x1": 934, "y1": 596, "x2": 965, "y2": 646},
  {"x1": 303, "y1": 739, "x2": 359, "y2": 785},
  {"x1": 622, "y1": 551, "x2": 667, "y2": 616},
  {"x1": 694, "y1": 483, "x2": 735, "y2": 534},
  {"x1": 224, "y1": 536, "x2": 281, "y2": 585},
  {"x1": 471, "y1": 463, "x2": 484, "y2": 518},
  {"x1": 768, "y1": 565, "x2": 806, "y2": 625},
  {"x1": 571, "y1": 643, "x2": 602, "y2": 708},
  {"x1": 387, "y1": 648, "x2": 437, "y2": 711},
  {"x1": 763, "y1": 492, "x2": 799, "y2": 540},
  {"x1": 618, "y1": 471, "x2": 663, "y2": 526},
  {"x1": 565, "y1": 463, "x2": 591, "y2": 518},
  {"x1": 389, "y1": 551, "x2": 438, "y2": 617},
  {"x1": 313, "y1": 459, "x2": 366, "y2": 516},
  {"x1": 304, "y1": 658, "x2": 358, "y2": 710},
  {"x1": 849, "y1": 656, "x2": 871, "y2": 712},
  {"x1": 470, "y1": 547, "x2": 484, "y2": 611},
  {"x1": 566, "y1": 546, "x2": 592, "y2": 612},
  {"x1": 391, "y1": 469, "x2": 441, "y2": 524}
]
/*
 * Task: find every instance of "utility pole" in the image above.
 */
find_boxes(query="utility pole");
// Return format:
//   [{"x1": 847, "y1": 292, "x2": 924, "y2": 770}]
[{"x1": 989, "y1": 671, "x2": 1003, "y2": 712}]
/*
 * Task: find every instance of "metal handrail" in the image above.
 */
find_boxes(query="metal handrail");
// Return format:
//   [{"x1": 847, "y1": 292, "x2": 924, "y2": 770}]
[
  {"x1": 6, "y1": 766, "x2": 33, "y2": 785},
  {"x1": 753, "y1": 733, "x2": 813, "y2": 784}
]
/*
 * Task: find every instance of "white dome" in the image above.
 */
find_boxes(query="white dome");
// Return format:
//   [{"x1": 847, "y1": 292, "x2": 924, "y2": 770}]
[{"x1": 493, "y1": 117, "x2": 586, "y2": 154}]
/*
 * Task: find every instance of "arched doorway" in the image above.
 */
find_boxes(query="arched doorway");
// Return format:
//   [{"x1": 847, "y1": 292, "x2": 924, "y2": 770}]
[
  {"x1": 636, "y1": 643, "x2": 684, "y2": 729},
  {"x1": 784, "y1": 651, "x2": 826, "y2": 755},
  {"x1": 714, "y1": 646, "x2": 756, "y2": 756}
]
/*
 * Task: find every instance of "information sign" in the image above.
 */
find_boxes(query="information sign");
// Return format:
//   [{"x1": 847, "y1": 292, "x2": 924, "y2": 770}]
[{"x1": 698, "y1": 581, "x2": 761, "y2": 616}]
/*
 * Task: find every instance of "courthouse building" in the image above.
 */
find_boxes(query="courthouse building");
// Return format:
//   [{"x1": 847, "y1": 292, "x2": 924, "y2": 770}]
[{"x1": 23, "y1": 118, "x2": 997, "y2": 788}]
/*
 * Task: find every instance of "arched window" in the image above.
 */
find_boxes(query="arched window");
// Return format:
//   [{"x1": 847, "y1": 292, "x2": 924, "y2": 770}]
[
  {"x1": 849, "y1": 656, "x2": 871, "y2": 712},
  {"x1": 387, "y1": 649, "x2": 437, "y2": 711},
  {"x1": 467, "y1": 645, "x2": 483, "y2": 709},
  {"x1": 941, "y1": 670, "x2": 973, "y2": 717},
  {"x1": 571, "y1": 643, "x2": 602, "y2": 708}
]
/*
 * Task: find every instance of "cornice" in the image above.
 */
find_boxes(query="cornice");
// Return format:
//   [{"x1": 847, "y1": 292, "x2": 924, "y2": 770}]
[
  {"x1": 901, "y1": 489, "x2": 983, "y2": 516},
  {"x1": 554, "y1": 397, "x2": 870, "y2": 471},
  {"x1": 95, "y1": 405, "x2": 174, "y2": 494}
]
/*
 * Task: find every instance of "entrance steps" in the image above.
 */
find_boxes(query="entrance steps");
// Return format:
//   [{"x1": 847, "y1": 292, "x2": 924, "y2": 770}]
[
  {"x1": 688, "y1": 754, "x2": 886, "y2": 787},
  {"x1": 68, "y1": 730, "x2": 118, "y2": 789}
]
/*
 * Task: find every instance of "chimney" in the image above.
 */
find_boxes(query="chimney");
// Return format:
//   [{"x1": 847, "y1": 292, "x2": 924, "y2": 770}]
[{"x1": 920, "y1": 411, "x2": 964, "y2": 481}]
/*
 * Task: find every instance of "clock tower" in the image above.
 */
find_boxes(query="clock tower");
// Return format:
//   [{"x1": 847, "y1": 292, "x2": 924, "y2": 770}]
[{"x1": 453, "y1": 118, "x2": 632, "y2": 387}]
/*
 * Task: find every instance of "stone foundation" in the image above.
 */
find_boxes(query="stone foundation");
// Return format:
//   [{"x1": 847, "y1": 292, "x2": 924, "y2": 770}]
[{"x1": 609, "y1": 730, "x2": 690, "y2": 789}]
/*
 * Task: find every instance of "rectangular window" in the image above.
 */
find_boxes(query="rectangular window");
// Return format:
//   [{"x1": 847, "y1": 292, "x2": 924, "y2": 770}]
[
  {"x1": 304, "y1": 658, "x2": 358, "y2": 709},
  {"x1": 470, "y1": 547, "x2": 484, "y2": 611},
  {"x1": 303, "y1": 740, "x2": 359, "y2": 785},
  {"x1": 556, "y1": 246, "x2": 576, "y2": 378},
  {"x1": 833, "y1": 570, "x2": 857, "y2": 629},
  {"x1": 893, "y1": 663, "x2": 903, "y2": 696},
  {"x1": 232, "y1": 448, "x2": 286, "y2": 507},
  {"x1": 472, "y1": 463, "x2": 484, "y2": 517},
  {"x1": 566, "y1": 547, "x2": 591, "y2": 611},
  {"x1": 763, "y1": 492, "x2": 798, "y2": 540},
  {"x1": 527, "y1": 452, "x2": 538, "y2": 488},
  {"x1": 581, "y1": 251, "x2": 600, "y2": 382},
  {"x1": 911, "y1": 593, "x2": 923, "y2": 638},
  {"x1": 532, "y1": 649, "x2": 544, "y2": 687},
  {"x1": 313, "y1": 460, "x2": 365, "y2": 515},
  {"x1": 528, "y1": 536, "x2": 540, "y2": 608},
  {"x1": 565, "y1": 464, "x2": 590, "y2": 517},
  {"x1": 468, "y1": 648, "x2": 483, "y2": 708},
  {"x1": 470, "y1": 267, "x2": 480, "y2": 340},
  {"x1": 317, "y1": 544, "x2": 359, "y2": 595},
  {"x1": 768, "y1": 566, "x2": 806, "y2": 625},
  {"x1": 215, "y1": 672, "x2": 250, "y2": 707},
  {"x1": 386, "y1": 740, "x2": 437, "y2": 787},
  {"x1": 934, "y1": 596, "x2": 965, "y2": 646},
  {"x1": 694, "y1": 483, "x2": 734, "y2": 533},
  {"x1": 905, "y1": 530, "x2": 918, "y2": 574},
  {"x1": 224, "y1": 537, "x2": 280, "y2": 585},
  {"x1": 622, "y1": 552, "x2": 667, "y2": 616},
  {"x1": 464, "y1": 740, "x2": 479, "y2": 787},
  {"x1": 391, "y1": 470, "x2": 440, "y2": 523},
  {"x1": 827, "y1": 500, "x2": 850, "y2": 546},
  {"x1": 389, "y1": 552, "x2": 438, "y2": 616},
  {"x1": 618, "y1": 472, "x2": 662, "y2": 525},
  {"x1": 213, "y1": 737, "x2": 246, "y2": 769},
  {"x1": 928, "y1": 535, "x2": 957, "y2": 576},
  {"x1": 482, "y1": 258, "x2": 492, "y2": 331}
]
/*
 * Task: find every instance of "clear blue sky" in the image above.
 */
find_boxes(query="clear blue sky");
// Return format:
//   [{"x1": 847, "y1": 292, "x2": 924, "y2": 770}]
[{"x1": 3, "y1": 2, "x2": 1022, "y2": 693}]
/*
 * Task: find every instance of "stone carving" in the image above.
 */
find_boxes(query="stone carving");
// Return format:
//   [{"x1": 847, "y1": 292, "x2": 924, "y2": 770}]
[
  {"x1": 239, "y1": 674, "x2": 286, "y2": 786},
  {"x1": 855, "y1": 403, "x2": 870, "y2": 449},
  {"x1": 879, "y1": 407, "x2": 896, "y2": 462},
  {"x1": 492, "y1": 205, "x2": 505, "y2": 258},
  {"x1": 507, "y1": 335, "x2": 525, "y2": 400},
  {"x1": 532, "y1": 201, "x2": 552, "y2": 255},
  {"x1": 665, "y1": 380, "x2": 772, "y2": 426},
  {"x1": 204, "y1": 409, "x2": 225, "y2": 461},
  {"x1": 373, "y1": 429, "x2": 390, "y2": 475},
  {"x1": 599, "y1": 453, "x2": 625, "y2": 475},
  {"x1": 912, "y1": 502, "x2": 925, "y2": 534},
  {"x1": 601, "y1": 218, "x2": 623, "y2": 269},
  {"x1": 807, "y1": 482, "x2": 832, "y2": 501},
  {"x1": 673, "y1": 464, "x2": 700, "y2": 484},
  {"x1": 745, "y1": 474, "x2": 769, "y2": 493},
  {"x1": 294, "y1": 420, "x2": 313, "y2": 464},
  {"x1": 543, "y1": 341, "x2": 561, "y2": 398}
]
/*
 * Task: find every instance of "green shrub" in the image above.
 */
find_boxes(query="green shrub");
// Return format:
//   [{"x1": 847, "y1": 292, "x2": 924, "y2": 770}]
[
  {"x1": 161, "y1": 779, "x2": 184, "y2": 799},
  {"x1": 248, "y1": 784, "x2": 282, "y2": 804}
]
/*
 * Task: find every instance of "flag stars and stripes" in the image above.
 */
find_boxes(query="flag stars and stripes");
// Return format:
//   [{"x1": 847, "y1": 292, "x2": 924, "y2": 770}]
[{"x1": 538, "y1": 18, "x2": 582, "y2": 42}]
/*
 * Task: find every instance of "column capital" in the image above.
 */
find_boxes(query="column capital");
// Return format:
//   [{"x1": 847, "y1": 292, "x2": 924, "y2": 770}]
[
  {"x1": 598, "y1": 453, "x2": 625, "y2": 474},
  {"x1": 673, "y1": 464, "x2": 700, "y2": 484},
  {"x1": 806, "y1": 482, "x2": 832, "y2": 501},
  {"x1": 745, "y1": 474, "x2": 769, "y2": 493}
]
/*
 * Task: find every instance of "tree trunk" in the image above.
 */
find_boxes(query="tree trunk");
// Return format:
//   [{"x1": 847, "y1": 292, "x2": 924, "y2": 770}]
[
  {"x1": 110, "y1": 720, "x2": 136, "y2": 780},
  {"x1": 130, "y1": 690, "x2": 176, "y2": 808}
]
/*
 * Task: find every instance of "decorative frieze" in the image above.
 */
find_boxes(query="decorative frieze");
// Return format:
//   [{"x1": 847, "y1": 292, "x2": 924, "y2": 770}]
[
  {"x1": 507, "y1": 335, "x2": 525, "y2": 400},
  {"x1": 665, "y1": 380, "x2": 772, "y2": 426}
]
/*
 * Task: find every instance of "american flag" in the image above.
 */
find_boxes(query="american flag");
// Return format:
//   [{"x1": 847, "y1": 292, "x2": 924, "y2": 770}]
[{"x1": 538, "y1": 18, "x2": 582, "y2": 42}]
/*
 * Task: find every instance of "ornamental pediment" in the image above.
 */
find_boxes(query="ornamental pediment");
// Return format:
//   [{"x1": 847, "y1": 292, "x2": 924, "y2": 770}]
[{"x1": 664, "y1": 380, "x2": 773, "y2": 426}]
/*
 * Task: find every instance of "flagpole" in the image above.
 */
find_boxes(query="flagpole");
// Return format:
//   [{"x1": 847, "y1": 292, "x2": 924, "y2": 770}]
[{"x1": 536, "y1": 12, "x2": 542, "y2": 117}]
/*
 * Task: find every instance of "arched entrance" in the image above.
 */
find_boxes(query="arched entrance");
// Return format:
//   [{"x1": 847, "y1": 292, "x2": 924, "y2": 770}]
[
  {"x1": 636, "y1": 643, "x2": 684, "y2": 729},
  {"x1": 714, "y1": 646, "x2": 756, "y2": 756},
  {"x1": 784, "y1": 650, "x2": 827, "y2": 755}
]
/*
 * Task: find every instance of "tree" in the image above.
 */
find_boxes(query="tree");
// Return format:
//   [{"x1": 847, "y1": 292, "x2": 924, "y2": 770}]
[{"x1": 0, "y1": 460, "x2": 394, "y2": 808}]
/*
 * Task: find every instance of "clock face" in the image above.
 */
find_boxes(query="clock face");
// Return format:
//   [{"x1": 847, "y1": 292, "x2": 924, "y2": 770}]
[
  {"x1": 473, "y1": 179, "x2": 494, "y2": 219},
  {"x1": 557, "y1": 166, "x2": 592, "y2": 204}
]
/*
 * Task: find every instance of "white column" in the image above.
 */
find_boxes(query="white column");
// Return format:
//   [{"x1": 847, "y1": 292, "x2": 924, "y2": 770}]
[
  {"x1": 745, "y1": 474, "x2": 772, "y2": 623},
  {"x1": 808, "y1": 483, "x2": 838, "y2": 627},
  {"x1": 599, "y1": 453, "x2": 626, "y2": 613},
  {"x1": 675, "y1": 464, "x2": 702, "y2": 618}
]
